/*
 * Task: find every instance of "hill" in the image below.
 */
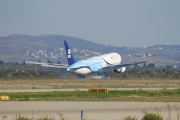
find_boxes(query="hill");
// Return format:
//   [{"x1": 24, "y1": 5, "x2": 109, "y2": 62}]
[{"x1": 0, "y1": 34, "x2": 179, "y2": 67}]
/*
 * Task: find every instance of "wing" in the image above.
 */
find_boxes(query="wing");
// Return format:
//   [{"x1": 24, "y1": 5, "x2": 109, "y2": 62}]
[
  {"x1": 113, "y1": 61, "x2": 148, "y2": 70},
  {"x1": 98, "y1": 61, "x2": 148, "y2": 72},
  {"x1": 25, "y1": 61, "x2": 68, "y2": 68}
]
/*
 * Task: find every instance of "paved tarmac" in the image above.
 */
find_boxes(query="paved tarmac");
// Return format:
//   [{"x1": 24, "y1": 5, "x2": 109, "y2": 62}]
[
  {"x1": 0, "y1": 102, "x2": 179, "y2": 120},
  {"x1": 0, "y1": 88, "x2": 176, "y2": 93}
]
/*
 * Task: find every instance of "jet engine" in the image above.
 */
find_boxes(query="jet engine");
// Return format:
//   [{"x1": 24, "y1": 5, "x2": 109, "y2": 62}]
[{"x1": 114, "y1": 67, "x2": 126, "y2": 73}]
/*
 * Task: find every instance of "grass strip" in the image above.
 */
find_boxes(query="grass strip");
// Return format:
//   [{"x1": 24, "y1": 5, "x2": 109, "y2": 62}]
[{"x1": 0, "y1": 89, "x2": 180, "y2": 102}]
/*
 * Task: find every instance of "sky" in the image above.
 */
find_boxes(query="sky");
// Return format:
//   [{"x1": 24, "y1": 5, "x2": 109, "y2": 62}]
[{"x1": 0, "y1": 0, "x2": 180, "y2": 47}]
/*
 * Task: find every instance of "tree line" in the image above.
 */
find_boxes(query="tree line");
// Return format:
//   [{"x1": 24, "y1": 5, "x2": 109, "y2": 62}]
[{"x1": 0, "y1": 62, "x2": 179, "y2": 79}]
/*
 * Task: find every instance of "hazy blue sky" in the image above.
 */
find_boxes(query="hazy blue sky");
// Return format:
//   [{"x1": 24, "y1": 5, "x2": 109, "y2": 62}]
[{"x1": 0, "y1": 0, "x2": 180, "y2": 47}]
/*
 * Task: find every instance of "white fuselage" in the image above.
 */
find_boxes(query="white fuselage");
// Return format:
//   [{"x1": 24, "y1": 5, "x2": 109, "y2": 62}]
[{"x1": 67, "y1": 53, "x2": 121, "y2": 75}]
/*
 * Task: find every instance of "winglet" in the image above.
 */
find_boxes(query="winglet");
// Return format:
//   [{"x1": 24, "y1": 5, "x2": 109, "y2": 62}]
[{"x1": 64, "y1": 40, "x2": 76, "y2": 66}]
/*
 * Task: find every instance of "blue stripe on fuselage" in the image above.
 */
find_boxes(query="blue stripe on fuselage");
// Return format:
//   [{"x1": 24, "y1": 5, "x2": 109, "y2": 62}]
[{"x1": 99, "y1": 56, "x2": 113, "y2": 65}]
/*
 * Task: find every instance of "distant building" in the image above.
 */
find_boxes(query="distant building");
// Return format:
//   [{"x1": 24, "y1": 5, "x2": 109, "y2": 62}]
[{"x1": 148, "y1": 54, "x2": 152, "y2": 57}]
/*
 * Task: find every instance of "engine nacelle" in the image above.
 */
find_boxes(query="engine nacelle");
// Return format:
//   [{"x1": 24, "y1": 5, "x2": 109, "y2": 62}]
[{"x1": 114, "y1": 67, "x2": 126, "y2": 73}]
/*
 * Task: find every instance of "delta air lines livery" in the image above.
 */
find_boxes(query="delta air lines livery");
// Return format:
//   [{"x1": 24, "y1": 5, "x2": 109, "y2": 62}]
[{"x1": 26, "y1": 40, "x2": 147, "y2": 78}]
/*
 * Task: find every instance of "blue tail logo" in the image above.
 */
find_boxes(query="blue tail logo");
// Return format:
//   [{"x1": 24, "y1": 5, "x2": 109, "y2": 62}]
[{"x1": 64, "y1": 40, "x2": 76, "y2": 66}]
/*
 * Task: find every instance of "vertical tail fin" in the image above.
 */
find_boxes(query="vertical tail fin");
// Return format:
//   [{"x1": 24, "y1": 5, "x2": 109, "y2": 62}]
[{"x1": 64, "y1": 40, "x2": 76, "y2": 66}]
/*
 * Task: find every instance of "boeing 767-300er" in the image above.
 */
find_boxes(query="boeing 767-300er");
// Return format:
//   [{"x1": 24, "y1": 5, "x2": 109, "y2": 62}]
[{"x1": 26, "y1": 40, "x2": 147, "y2": 78}]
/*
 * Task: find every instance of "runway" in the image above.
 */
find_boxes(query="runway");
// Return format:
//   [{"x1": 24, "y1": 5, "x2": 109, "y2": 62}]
[
  {"x1": 0, "y1": 102, "x2": 179, "y2": 120},
  {"x1": 0, "y1": 88, "x2": 176, "y2": 93}
]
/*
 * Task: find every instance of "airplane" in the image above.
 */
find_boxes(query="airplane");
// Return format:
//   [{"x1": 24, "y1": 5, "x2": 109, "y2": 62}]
[{"x1": 25, "y1": 40, "x2": 148, "y2": 78}]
